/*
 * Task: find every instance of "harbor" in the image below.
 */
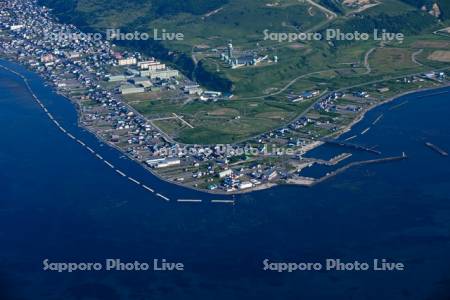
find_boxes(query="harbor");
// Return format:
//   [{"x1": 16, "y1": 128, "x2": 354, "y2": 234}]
[
  {"x1": 289, "y1": 153, "x2": 408, "y2": 187},
  {"x1": 322, "y1": 139, "x2": 382, "y2": 155},
  {"x1": 1, "y1": 0, "x2": 449, "y2": 196},
  {"x1": 2, "y1": 49, "x2": 450, "y2": 300}
]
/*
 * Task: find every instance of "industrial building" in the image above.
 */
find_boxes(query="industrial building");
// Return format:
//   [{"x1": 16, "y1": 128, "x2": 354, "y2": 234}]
[
  {"x1": 117, "y1": 57, "x2": 137, "y2": 66},
  {"x1": 119, "y1": 85, "x2": 145, "y2": 95}
]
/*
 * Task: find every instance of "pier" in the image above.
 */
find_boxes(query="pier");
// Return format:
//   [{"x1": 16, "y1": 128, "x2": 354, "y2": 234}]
[
  {"x1": 312, "y1": 152, "x2": 408, "y2": 186},
  {"x1": 425, "y1": 142, "x2": 448, "y2": 156},
  {"x1": 322, "y1": 139, "x2": 382, "y2": 155},
  {"x1": 315, "y1": 153, "x2": 352, "y2": 166}
]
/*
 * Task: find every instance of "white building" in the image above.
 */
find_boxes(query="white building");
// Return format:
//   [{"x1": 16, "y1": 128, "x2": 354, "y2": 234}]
[
  {"x1": 10, "y1": 24, "x2": 24, "y2": 30},
  {"x1": 119, "y1": 85, "x2": 145, "y2": 95},
  {"x1": 218, "y1": 169, "x2": 233, "y2": 178},
  {"x1": 155, "y1": 158, "x2": 181, "y2": 168},
  {"x1": 108, "y1": 75, "x2": 127, "y2": 82},
  {"x1": 118, "y1": 57, "x2": 137, "y2": 66},
  {"x1": 184, "y1": 85, "x2": 203, "y2": 95},
  {"x1": 138, "y1": 60, "x2": 165, "y2": 71},
  {"x1": 238, "y1": 181, "x2": 253, "y2": 190},
  {"x1": 147, "y1": 69, "x2": 179, "y2": 80}
]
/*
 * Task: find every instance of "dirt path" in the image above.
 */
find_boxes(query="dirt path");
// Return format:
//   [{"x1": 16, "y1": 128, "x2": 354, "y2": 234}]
[
  {"x1": 363, "y1": 47, "x2": 376, "y2": 75},
  {"x1": 412, "y1": 49, "x2": 424, "y2": 66}
]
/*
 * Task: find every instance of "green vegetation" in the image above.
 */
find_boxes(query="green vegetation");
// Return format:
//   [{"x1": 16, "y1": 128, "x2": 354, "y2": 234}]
[
  {"x1": 40, "y1": 0, "x2": 444, "y2": 93},
  {"x1": 128, "y1": 94, "x2": 315, "y2": 143},
  {"x1": 317, "y1": 0, "x2": 343, "y2": 14},
  {"x1": 398, "y1": 0, "x2": 450, "y2": 20},
  {"x1": 40, "y1": 0, "x2": 450, "y2": 144},
  {"x1": 40, "y1": 0, "x2": 228, "y2": 21}
]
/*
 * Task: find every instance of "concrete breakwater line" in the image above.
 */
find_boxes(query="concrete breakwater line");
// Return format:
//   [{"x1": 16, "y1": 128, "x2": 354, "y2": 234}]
[{"x1": 0, "y1": 63, "x2": 236, "y2": 206}]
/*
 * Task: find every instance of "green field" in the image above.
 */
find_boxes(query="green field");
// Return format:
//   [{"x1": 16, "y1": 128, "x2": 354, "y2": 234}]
[
  {"x1": 128, "y1": 94, "x2": 315, "y2": 143},
  {"x1": 41, "y1": 0, "x2": 450, "y2": 144}
]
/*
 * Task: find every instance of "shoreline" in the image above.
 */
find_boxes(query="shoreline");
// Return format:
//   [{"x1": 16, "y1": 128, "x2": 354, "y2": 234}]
[
  {"x1": 1, "y1": 58, "x2": 449, "y2": 195},
  {"x1": 331, "y1": 83, "x2": 450, "y2": 143}
]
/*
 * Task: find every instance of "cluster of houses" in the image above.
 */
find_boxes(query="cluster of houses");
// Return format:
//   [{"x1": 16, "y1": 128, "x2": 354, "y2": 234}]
[
  {"x1": 4, "y1": 0, "x2": 448, "y2": 193},
  {"x1": 0, "y1": 1, "x2": 179, "y2": 172},
  {"x1": 423, "y1": 71, "x2": 446, "y2": 81},
  {"x1": 287, "y1": 90, "x2": 320, "y2": 102},
  {"x1": 315, "y1": 92, "x2": 344, "y2": 111}
]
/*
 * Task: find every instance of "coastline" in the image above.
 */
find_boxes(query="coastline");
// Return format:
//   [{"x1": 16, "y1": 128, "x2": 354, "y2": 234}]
[
  {"x1": 331, "y1": 83, "x2": 450, "y2": 142},
  {"x1": 1, "y1": 58, "x2": 449, "y2": 195}
]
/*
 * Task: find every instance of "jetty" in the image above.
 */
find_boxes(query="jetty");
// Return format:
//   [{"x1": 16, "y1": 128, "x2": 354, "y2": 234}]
[
  {"x1": 315, "y1": 153, "x2": 352, "y2": 166},
  {"x1": 425, "y1": 142, "x2": 448, "y2": 156},
  {"x1": 312, "y1": 152, "x2": 408, "y2": 186},
  {"x1": 322, "y1": 139, "x2": 381, "y2": 155}
]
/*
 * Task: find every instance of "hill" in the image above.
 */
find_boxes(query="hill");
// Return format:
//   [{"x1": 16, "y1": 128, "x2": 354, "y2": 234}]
[
  {"x1": 397, "y1": 0, "x2": 450, "y2": 20},
  {"x1": 38, "y1": 0, "x2": 450, "y2": 143}
]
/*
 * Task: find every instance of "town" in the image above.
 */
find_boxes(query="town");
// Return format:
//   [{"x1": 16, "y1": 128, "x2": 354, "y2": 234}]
[{"x1": 1, "y1": 0, "x2": 449, "y2": 194}]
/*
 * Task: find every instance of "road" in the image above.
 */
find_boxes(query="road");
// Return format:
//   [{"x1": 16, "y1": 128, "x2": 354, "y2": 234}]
[
  {"x1": 230, "y1": 65, "x2": 450, "y2": 145},
  {"x1": 304, "y1": 0, "x2": 337, "y2": 19},
  {"x1": 363, "y1": 47, "x2": 376, "y2": 75},
  {"x1": 239, "y1": 67, "x2": 356, "y2": 100},
  {"x1": 412, "y1": 49, "x2": 424, "y2": 66}
]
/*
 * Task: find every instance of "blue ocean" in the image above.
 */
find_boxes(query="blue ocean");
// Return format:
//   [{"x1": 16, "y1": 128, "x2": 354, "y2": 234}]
[{"x1": 1, "y1": 60, "x2": 450, "y2": 300}]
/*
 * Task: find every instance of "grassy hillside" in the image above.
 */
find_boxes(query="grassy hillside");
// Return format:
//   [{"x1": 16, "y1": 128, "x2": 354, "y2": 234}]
[
  {"x1": 39, "y1": 0, "x2": 450, "y2": 143},
  {"x1": 333, "y1": 11, "x2": 438, "y2": 38},
  {"x1": 397, "y1": 0, "x2": 450, "y2": 20},
  {"x1": 436, "y1": 0, "x2": 450, "y2": 20},
  {"x1": 39, "y1": 0, "x2": 445, "y2": 95},
  {"x1": 40, "y1": 0, "x2": 229, "y2": 20},
  {"x1": 40, "y1": 0, "x2": 332, "y2": 93},
  {"x1": 317, "y1": 0, "x2": 344, "y2": 14}
]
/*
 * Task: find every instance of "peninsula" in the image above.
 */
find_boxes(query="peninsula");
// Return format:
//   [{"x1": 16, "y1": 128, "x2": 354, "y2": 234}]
[{"x1": 1, "y1": 0, "x2": 450, "y2": 194}]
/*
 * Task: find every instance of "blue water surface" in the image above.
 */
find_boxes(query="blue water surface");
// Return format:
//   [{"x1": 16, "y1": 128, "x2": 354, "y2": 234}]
[{"x1": 1, "y1": 60, "x2": 450, "y2": 300}]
